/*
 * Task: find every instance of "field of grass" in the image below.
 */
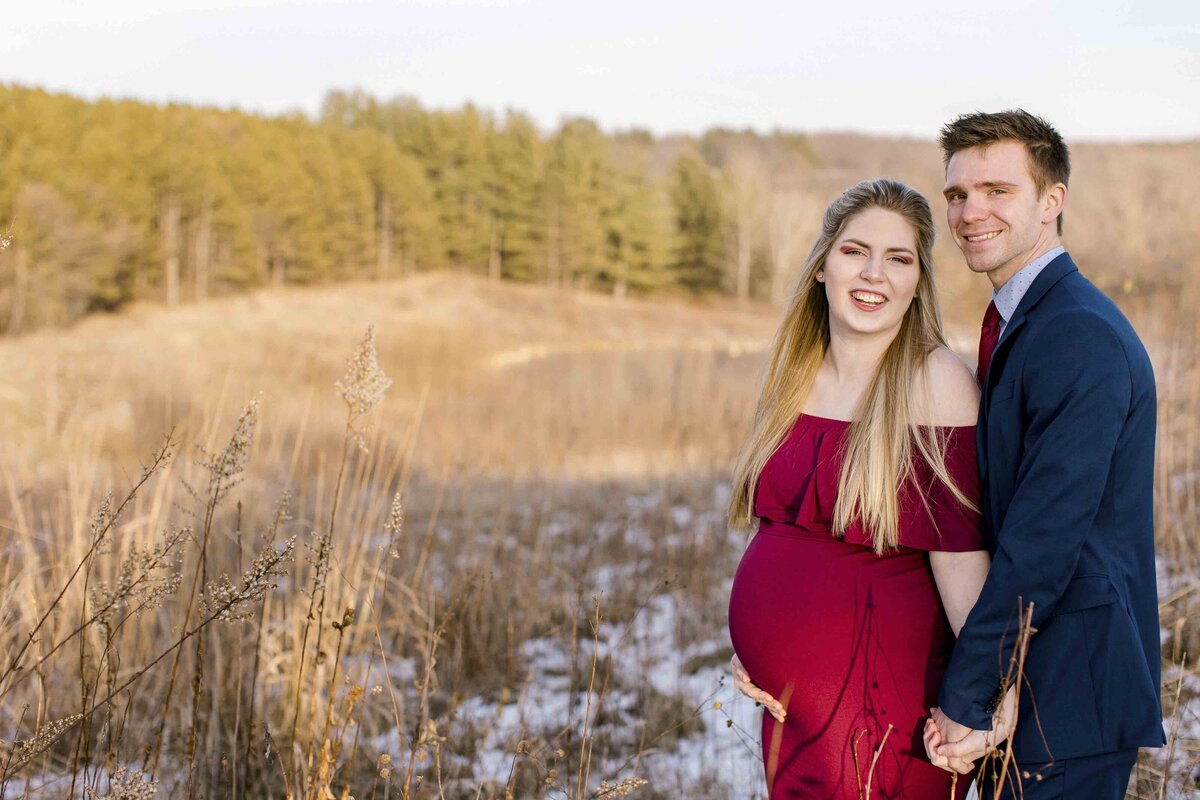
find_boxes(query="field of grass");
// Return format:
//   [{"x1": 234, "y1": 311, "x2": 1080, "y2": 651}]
[{"x1": 0, "y1": 272, "x2": 1195, "y2": 798}]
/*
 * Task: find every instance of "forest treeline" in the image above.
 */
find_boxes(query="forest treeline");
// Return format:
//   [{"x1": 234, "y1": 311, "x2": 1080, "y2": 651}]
[{"x1": 1, "y1": 83, "x2": 1197, "y2": 334}]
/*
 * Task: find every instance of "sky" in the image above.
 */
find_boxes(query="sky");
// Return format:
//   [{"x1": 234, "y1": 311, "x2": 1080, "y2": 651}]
[{"x1": 2, "y1": 0, "x2": 1198, "y2": 141}]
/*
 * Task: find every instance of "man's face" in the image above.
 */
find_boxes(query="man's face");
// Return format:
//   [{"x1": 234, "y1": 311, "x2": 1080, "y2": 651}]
[{"x1": 943, "y1": 140, "x2": 1062, "y2": 288}]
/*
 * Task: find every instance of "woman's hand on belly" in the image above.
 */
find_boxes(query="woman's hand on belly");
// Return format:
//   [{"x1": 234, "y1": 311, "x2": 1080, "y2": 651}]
[{"x1": 732, "y1": 653, "x2": 786, "y2": 723}]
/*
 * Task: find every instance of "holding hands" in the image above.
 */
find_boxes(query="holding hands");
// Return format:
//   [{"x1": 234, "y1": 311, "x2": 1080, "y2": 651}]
[
  {"x1": 923, "y1": 686, "x2": 1018, "y2": 774},
  {"x1": 731, "y1": 648, "x2": 1019, "y2": 771}
]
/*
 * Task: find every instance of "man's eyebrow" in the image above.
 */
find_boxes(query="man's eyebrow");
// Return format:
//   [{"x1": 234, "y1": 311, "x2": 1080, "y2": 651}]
[
  {"x1": 843, "y1": 238, "x2": 914, "y2": 255},
  {"x1": 943, "y1": 180, "x2": 1019, "y2": 196}
]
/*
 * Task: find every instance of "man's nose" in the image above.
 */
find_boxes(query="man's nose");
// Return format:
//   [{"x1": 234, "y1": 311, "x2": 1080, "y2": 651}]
[{"x1": 961, "y1": 194, "x2": 988, "y2": 223}]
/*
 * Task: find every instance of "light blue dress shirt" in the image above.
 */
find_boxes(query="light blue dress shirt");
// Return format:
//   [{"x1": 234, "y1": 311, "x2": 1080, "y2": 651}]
[{"x1": 992, "y1": 246, "x2": 1066, "y2": 335}]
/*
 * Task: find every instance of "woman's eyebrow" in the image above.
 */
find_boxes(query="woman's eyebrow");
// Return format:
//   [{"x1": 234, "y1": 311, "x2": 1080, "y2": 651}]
[{"x1": 843, "y1": 238, "x2": 913, "y2": 256}]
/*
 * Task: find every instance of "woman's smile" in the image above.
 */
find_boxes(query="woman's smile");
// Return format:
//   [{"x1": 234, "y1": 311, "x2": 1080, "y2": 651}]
[{"x1": 849, "y1": 290, "x2": 888, "y2": 311}]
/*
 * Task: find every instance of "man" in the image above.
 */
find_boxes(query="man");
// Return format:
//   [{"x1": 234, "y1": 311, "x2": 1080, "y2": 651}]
[{"x1": 924, "y1": 110, "x2": 1165, "y2": 797}]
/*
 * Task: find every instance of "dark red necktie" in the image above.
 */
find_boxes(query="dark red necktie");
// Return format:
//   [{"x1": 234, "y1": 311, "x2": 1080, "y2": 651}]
[{"x1": 976, "y1": 300, "x2": 1002, "y2": 388}]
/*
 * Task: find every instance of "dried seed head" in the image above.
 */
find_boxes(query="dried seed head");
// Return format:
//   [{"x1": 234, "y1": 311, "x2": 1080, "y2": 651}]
[
  {"x1": 304, "y1": 529, "x2": 332, "y2": 593},
  {"x1": 268, "y1": 491, "x2": 293, "y2": 538},
  {"x1": 90, "y1": 525, "x2": 189, "y2": 626},
  {"x1": 384, "y1": 492, "x2": 404, "y2": 536},
  {"x1": 335, "y1": 324, "x2": 392, "y2": 420},
  {"x1": 200, "y1": 535, "x2": 297, "y2": 622},
  {"x1": 1, "y1": 713, "x2": 85, "y2": 771},
  {"x1": 91, "y1": 493, "x2": 116, "y2": 554},
  {"x1": 331, "y1": 606, "x2": 355, "y2": 631},
  {"x1": 596, "y1": 777, "x2": 649, "y2": 797},
  {"x1": 194, "y1": 399, "x2": 260, "y2": 503},
  {"x1": 379, "y1": 492, "x2": 405, "y2": 557},
  {"x1": 84, "y1": 766, "x2": 160, "y2": 800}
]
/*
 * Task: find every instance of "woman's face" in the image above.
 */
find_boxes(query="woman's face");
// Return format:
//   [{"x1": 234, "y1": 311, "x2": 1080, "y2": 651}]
[{"x1": 819, "y1": 207, "x2": 921, "y2": 340}]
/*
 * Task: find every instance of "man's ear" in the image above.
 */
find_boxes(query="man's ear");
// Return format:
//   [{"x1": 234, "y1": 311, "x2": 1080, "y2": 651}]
[{"x1": 1042, "y1": 182, "x2": 1067, "y2": 226}]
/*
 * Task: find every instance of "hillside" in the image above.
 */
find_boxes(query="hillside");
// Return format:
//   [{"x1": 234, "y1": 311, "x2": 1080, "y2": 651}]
[{"x1": 0, "y1": 273, "x2": 780, "y2": 494}]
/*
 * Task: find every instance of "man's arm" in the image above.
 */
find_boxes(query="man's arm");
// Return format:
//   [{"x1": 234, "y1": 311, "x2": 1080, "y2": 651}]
[{"x1": 936, "y1": 310, "x2": 1132, "y2": 730}]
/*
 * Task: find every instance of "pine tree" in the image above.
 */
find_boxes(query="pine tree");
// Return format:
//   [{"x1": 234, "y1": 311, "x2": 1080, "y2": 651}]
[
  {"x1": 669, "y1": 153, "x2": 726, "y2": 292},
  {"x1": 485, "y1": 111, "x2": 543, "y2": 282}
]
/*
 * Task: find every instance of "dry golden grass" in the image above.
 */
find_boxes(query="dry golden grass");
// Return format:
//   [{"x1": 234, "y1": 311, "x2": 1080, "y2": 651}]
[
  {"x1": 0, "y1": 272, "x2": 775, "y2": 485},
  {"x1": 0, "y1": 273, "x2": 782, "y2": 798},
  {"x1": 0, "y1": 272, "x2": 1195, "y2": 798}
]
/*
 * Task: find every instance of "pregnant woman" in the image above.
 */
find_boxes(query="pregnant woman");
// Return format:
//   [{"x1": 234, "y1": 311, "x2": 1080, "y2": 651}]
[{"x1": 726, "y1": 178, "x2": 991, "y2": 798}]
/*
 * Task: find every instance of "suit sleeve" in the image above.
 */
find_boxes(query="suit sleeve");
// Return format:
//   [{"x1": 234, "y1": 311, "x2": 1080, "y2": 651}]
[{"x1": 937, "y1": 311, "x2": 1132, "y2": 729}]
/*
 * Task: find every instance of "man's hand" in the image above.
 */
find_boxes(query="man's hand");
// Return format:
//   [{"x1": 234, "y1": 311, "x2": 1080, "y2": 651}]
[
  {"x1": 923, "y1": 714, "x2": 976, "y2": 774},
  {"x1": 924, "y1": 686, "x2": 1018, "y2": 772},
  {"x1": 730, "y1": 654, "x2": 786, "y2": 723}
]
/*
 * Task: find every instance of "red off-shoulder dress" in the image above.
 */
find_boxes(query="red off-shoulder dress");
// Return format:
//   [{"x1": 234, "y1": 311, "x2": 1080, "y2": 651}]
[{"x1": 728, "y1": 414, "x2": 983, "y2": 799}]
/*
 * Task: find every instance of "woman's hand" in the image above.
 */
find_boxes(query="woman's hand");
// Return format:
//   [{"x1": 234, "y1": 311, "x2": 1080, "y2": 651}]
[
  {"x1": 731, "y1": 653, "x2": 786, "y2": 723},
  {"x1": 923, "y1": 685, "x2": 1018, "y2": 774},
  {"x1": 923, "y1": 715, "x2": 975, "y2": 775}
]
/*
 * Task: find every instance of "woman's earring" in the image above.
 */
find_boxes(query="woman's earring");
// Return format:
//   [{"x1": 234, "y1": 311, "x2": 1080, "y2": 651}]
[{"x1": 815, "y1": 270, "x2": 824, "y2": 281}]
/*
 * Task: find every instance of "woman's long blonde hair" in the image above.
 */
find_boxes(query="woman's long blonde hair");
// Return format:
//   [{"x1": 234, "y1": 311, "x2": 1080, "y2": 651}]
[{"x1": 726, "y1": 178, "x2": 976, "y2": 552}]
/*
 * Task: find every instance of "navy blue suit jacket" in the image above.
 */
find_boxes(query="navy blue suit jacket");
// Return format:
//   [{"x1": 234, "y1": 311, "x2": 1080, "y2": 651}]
[{"x1": 938, "y1": 252, "x2": 1165, "y2": 762}]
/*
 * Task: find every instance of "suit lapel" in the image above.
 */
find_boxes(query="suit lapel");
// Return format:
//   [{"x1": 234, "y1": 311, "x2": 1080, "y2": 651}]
[
  {"x1": 981, "y1": 252, "x2": 1079, "y2": 402},
  {"x1": 975, "y1": 416, "x2": 992, "y2": 540},
  {"x1": 977, "y1": 252, "x2": 1078, "y2": 530}
]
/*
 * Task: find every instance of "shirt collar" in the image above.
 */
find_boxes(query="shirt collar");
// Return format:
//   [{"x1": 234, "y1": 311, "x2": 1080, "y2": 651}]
[{"x1": 992, "y1": 245, "x2": 1066, "y2": 325}]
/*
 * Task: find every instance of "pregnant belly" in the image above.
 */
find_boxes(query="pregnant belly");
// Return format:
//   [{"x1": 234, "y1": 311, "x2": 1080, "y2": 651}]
[{"x1": 728, "y1": 521, "x2": 952, "y2": 712}]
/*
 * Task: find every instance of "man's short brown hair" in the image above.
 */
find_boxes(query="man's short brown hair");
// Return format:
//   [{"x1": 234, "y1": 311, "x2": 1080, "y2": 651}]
[{"x1": 939, "y1": 109, "x2": 1070, "y2": 235}]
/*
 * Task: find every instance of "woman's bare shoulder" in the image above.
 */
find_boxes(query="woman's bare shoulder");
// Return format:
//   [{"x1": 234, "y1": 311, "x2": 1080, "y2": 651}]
[{"x1": 912, "y1": 348, "x2": 980, "y2": 427}]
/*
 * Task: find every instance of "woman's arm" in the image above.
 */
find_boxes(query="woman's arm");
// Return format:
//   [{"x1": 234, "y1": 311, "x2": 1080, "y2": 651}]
[
  {"x1": 929, "y1": 550, "x2": 990, "y2": 636},
  {"x1": 919, "y1": 346, "x2": 990, "y2": 635},
  {"x1": 926, "y1": 548, "x2": 995, "y2": 775}
]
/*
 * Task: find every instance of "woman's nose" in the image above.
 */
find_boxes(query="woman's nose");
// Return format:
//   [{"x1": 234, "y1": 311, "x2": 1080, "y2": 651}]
[{"x1": 860, "y1": 257, "x2": 885, "y2": 281}]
